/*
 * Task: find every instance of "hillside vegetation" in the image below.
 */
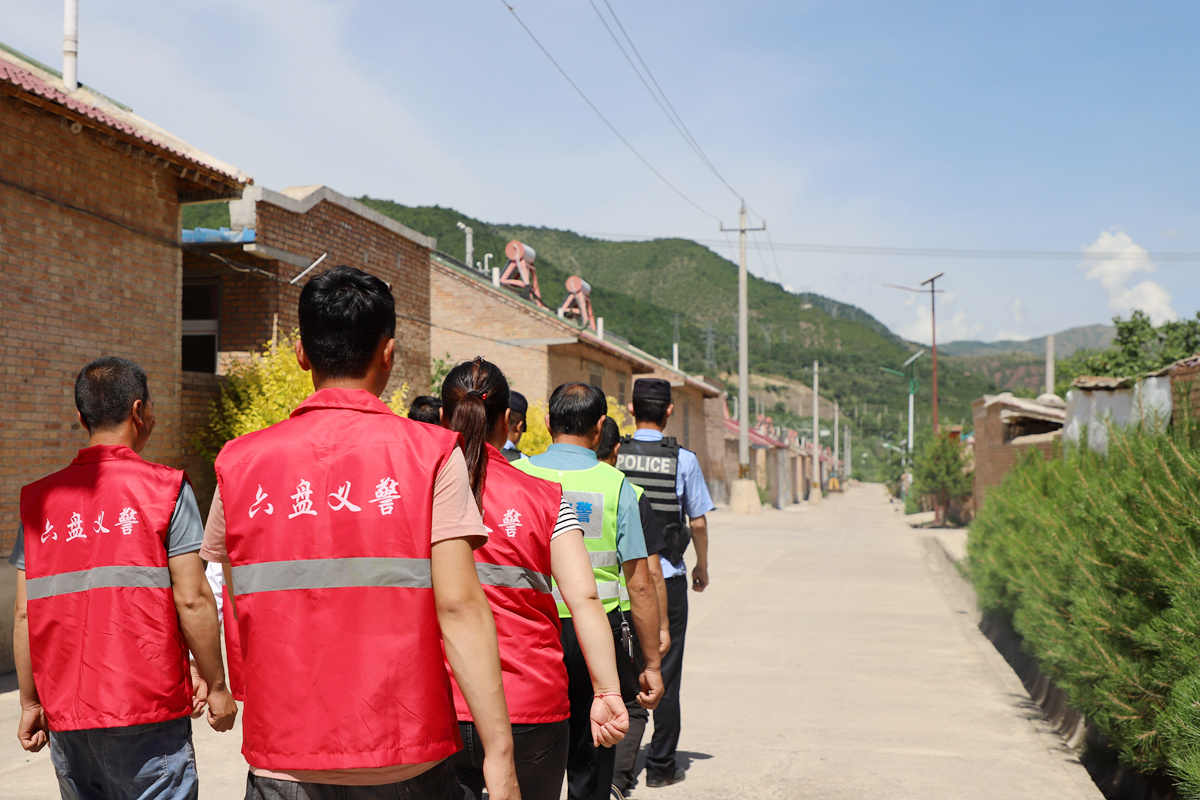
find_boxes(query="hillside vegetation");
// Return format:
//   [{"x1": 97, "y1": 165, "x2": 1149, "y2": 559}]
[{"x1": 184, "y1": 197, "x2": 1052, "y2": 464}]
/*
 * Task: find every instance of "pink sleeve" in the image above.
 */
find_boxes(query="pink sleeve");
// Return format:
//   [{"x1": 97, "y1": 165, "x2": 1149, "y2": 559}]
[
  {"x1": 432, "y1": 449, "x2": 489, "y2": 549},
  {"x1": 199, "y1": 487, "x2": 229, "y2": 564}
]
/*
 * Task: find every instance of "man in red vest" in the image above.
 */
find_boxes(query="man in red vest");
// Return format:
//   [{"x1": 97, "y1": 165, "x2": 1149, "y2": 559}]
[
  {"x1": 12, "y1": 356, "x2": 237, "y2": 799},
  {"x1": 200, "y1": 265, "x2": 519, "y2": 800}
]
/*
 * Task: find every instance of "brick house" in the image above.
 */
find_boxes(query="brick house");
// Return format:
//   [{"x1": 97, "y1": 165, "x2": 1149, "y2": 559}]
[
  {"x1": 430, "y1": 254, "x2": 725, "y2": 489},
  {"x1": 180, "y1": 185, "x2": 436, "y2": 512},
  {"x1": 971, "y1": 393, "x2": 1064, "y2": 511},
  {"x1": 0, "y1": 47, "x2": 249, "y2": 671}
]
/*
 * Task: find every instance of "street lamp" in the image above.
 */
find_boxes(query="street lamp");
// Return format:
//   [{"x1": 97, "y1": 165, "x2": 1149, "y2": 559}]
[{"x1": 880, "y1": 349, "x2": 924, "y2": 467}]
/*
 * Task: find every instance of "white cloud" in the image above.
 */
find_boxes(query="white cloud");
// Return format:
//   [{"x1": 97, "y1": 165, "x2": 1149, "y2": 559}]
[
  {"x1": 1010, "y1": 297, "x2": 1024, "y2": 323},
  {"x1": 898, "y1": 299, "x2": 983, "y2": 345},
  {"x1": 1081, "y1": 230, "x2": 1177, "y2": 324}
]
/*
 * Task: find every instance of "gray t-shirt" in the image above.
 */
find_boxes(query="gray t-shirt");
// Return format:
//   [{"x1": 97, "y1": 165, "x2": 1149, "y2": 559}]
[{"x1": 8, "y1": 482, "x2": 205, "y2": 570}]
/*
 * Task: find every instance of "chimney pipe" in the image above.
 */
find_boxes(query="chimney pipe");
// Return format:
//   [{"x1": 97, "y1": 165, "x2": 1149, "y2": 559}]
[
  {"x1": 63, "y1": 0, "x2": 79, "y2": 92},
  {"x1": 1046, "y1": 333, "x2": 1056, "y2": 395}
]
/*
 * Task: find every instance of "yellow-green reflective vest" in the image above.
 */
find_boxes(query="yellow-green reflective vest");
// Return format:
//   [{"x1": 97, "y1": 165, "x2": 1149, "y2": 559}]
[{"x1": 513, "y1": 458, "x2": 628, "y2": 617}]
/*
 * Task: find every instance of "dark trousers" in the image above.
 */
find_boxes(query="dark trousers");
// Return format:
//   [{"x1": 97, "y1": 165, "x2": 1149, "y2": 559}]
[
  {"x1": 646, "y1": 576, "x2": 688, "y2": 777},
  {"x1": 451, "y1": 719, "x2": 568, "y2": 800},
  {"x1": 610, "y1": 702, "x2": 648, "y2": 794},
  {"x1": 49, "y1": 715, "x2": 198, "y2": 800},
  {"x1": 561, "y1": 610, "x2": 624, "y2": 800},
  {"x1": 245, "y1": 759, "x2": 462, "y2": 800}
]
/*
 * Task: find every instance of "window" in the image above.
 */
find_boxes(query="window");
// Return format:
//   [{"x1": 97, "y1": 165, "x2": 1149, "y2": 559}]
[
  {"x1": 683, "y1": 399, "x2": 691, "y2": 448},
  {"x1": 617, "y1": 377, "x2": 627, "y2": 406},
  {"x1": 587, "y1": 360, "x2": 604, "y2": 391},
  {"x1": 182, "y1": 282, "x2": 219, "y2": 373}
]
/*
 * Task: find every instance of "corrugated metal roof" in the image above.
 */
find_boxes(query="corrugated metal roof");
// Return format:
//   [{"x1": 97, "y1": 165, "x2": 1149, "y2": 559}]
[{"x1": 0, "y1": 52, "x2": 249, "y2": 185}]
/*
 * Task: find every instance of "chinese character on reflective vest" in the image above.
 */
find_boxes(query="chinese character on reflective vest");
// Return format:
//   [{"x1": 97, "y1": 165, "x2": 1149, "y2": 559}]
[
  {"x1": 501, "y1": 508, "x2": 522, "y2": 537},
  {"x1": 289, "y1": 479, "x2": 318, "y2": 519},
  {"x1": 117, "y1": 508, "x2": 138, "y2": 535},
  {"x1": 41, "y1": 519, "x2": 56, "y2": 544},
  {"x1": 327, "y1": 481, "x2": 362, "y2": 512},
  {"x1": 93, "y1": 511, "x2": 110, "y2": 534},
  {"x1": 370, "y1": 477, "x2": 401, "y2": 515},
  {"x1": 249, "y1": 485, "x2": 274, "y2": 518},
  {"x1": 66, "y1": 512, "x2": 87, "y2": 542},
  {"x1": 574, "y1": 501, "x2": 593, "y2": 524}
]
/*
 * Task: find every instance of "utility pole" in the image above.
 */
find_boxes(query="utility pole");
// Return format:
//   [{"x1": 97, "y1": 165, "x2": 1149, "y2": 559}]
[
  {"x1": 845, "y1": 426, "x2": 852, "y2": 481},
  {"x1": 721, "y1": 204, "x2": 765, "y2": 508},
  {"x1": 704, "y1": 323, "x2": 717, "y2": 371},
  {"x1": 921, "y1": 272, "x2": 944, "y2": 432},
  {"x1": 812, "y1": 359, "x2": 821, "y2": 502},
  {"x1": 833, "y1": 399, "x2": 840, "y2": 478},
  {"x1": 672, "y1": 312, "x2": 680, "y2": 370}
]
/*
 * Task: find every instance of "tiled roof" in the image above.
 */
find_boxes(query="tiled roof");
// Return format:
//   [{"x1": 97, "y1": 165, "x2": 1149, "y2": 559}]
[{"x1": 0, "y1": 53, "x2": 248, "y2": 185}]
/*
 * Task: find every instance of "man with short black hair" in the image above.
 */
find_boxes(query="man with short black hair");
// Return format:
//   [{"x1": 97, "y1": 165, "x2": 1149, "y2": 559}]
[
  {"x1": 12, "y1": 356, "x2": 236, "y2": 800},
  {"x1": 501, "y1": 391, "x2": 528, "y2": 461},
  {"x1": 615, "y1": 377, "x2": 715, "y2": 789},
  {"x1": 407, "y1": 395, "x2": 442, "y2": 425},
  {"x1": 201, "y1": 265, "x2": 518, "y2": 800},
  {"x1": 514, "y1": 383, "x2": 663, "y2": 800}
]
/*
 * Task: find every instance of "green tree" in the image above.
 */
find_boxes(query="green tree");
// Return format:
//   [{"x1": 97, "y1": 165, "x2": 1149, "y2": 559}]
[
  {"x1": 1058, "y1": 310, "x2": 1200, "y2": 391},
  {"x1": 912, "y1": 433, "x2": 971, "y2": 526}
]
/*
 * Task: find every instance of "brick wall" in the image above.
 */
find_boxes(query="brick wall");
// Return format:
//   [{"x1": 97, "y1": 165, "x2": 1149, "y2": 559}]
[
  {"x1": 254, "y1": 200, "x2": 430, "y2": 395},
  {"x1": 972, "y1": 399, "x2": 1058, "y2": 511},
  {"x1": 1, "y1": 97, "x2": 189, "y2": 553},
  {"x1": 179, "y1": 372, "x2": 224, "y2": 521}
]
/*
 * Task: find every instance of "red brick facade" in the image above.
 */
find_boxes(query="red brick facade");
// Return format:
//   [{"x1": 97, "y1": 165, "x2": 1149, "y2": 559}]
[{"x1": 971, "y1": 397, "x2": 1060, "y2": 511}]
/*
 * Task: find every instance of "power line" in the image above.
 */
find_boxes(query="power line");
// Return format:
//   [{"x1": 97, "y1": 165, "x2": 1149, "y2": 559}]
[
  {"x1": 586, "y1": 0, "x2": 743, "y2": 203},
  {"x1": 497, "y1": 1, "x2": 722, "y2": 223},
  {"x1": 574, "y1": 229, "x2": 1200, "y2": 261}
]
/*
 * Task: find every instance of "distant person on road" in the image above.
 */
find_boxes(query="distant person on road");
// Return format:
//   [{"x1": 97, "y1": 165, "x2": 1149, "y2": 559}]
[
  {"x1": 514, "y1": 382, "x2": 663, "y2": 800},
  {"x1": 440, "y1": 358, "x2": 628, "y2": 800},
  {"x1": 614, "y1": 377, "x2": 715, "y2": 789},
  {"x1": 408, "y1": 394, "x2": 443, "y2": 425},
  {"x1": 200, "y1": 266, "x2": 519, "y2": 800},
  {"x1": 502, "y1": 391, "x2": 529, "y2": 461},
  {"x1": 12, "y1": 356, "x2": 236, "y2": 800}
]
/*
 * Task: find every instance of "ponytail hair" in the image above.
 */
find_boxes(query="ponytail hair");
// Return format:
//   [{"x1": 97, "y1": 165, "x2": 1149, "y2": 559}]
[{"x1": 439, "y1": 357, "x2": 511, "y2": 511}]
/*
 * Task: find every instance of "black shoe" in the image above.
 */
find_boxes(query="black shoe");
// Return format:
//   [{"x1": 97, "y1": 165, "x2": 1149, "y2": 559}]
[{"x1": 645, "y1": 768, "x2": 686, "y2": 788}]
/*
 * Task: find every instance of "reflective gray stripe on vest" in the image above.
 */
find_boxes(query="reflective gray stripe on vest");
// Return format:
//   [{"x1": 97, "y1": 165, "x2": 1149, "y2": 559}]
[
  {"x1": 589, "y1": 551, "x2": 619, "y2": 569},
  {"x1": 476, "y1": 563, "x2": 552, "y2": 594},
  {"x1": 553, "y1": 579, "x2": 621, "y2": 606},
  {"x1": 231, "y1": 557, "x2": 431, "y2": 595},
  {"x1": 26, "y1": 565, "x2": 170, "y2": 600},
  {"x1": 631, "y1": 476, "x2": 676, "y2": 490}
]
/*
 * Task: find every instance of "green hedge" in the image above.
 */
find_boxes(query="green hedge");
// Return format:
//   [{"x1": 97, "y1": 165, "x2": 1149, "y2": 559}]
[{"x1": 967, "y1": 421, "x2": 1200, "y2": 796}]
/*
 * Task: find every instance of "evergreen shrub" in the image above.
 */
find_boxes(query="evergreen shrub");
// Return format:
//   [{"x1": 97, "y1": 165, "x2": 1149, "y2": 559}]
[{"x1": 968, "y1": 417, "x2": 1200, "y2": 794}]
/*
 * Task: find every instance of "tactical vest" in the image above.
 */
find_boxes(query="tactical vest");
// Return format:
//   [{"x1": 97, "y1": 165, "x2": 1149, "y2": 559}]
[
  {"x1": 451, "y1": 446, "x2": 568, "y2": 724},
  {"x1": 616, "y1": 436, "x2": 691, "y2": 563},
  {"x1": 217, "y1": 388, "x2": 463, "y2": 770},
  {"x1": 19, "y1": 445, "x2": 192, "y2": 731},
  {"x1": 501, "y1": 447, "x2": 523, "y2": 463},
  {"x1": 513, "y1": 457, "x2": 628, "y2": 616}
]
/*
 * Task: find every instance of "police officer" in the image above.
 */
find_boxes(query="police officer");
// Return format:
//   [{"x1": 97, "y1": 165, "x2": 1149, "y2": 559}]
[
  {"x1": 614, "y1": 377, "x2": 715, "y2": 789},
  {"x1": 502, "y1": 391, "x2": 528, "y2": 461}
]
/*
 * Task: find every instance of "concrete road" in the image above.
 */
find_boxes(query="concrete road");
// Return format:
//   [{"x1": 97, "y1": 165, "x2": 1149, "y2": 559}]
[{"x1": 0, "y1": 483, "x2": 1100, "y2": 799}]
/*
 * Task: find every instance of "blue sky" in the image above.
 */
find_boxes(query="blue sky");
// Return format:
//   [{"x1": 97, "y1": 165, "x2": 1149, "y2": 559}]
[{"x1": 5, "y1": 1, "x2": 1198, "y2": 345}]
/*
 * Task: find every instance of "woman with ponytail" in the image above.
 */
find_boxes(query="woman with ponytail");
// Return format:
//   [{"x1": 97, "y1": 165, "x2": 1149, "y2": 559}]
[{"x1": 441, "y1": 357, "x2": 628, "y2": 800}]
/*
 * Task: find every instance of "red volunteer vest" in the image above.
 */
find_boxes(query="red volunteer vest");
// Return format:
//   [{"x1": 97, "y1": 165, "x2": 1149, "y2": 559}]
[
  {"x1": 221, "y1": 585, "x2": 246, "y2": 702},
  {"x1": 451, "y1": 446, "x2": 569, "y2": 724},
  {"x1": 18, "y1": 445, "x2": 191, "y2": 731},
  {"x1": 216, "y1": 388, "x2": 465, "y2": 771}
]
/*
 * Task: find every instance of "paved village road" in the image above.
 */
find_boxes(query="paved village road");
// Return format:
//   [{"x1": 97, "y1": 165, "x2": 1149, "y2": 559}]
[{"x1": 0, "y1": 483, "x2": 1102, "y2": 799}]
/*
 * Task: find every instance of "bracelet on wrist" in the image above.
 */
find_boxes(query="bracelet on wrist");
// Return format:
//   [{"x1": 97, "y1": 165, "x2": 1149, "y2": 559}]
[{"x1": 593, "y1": 692, "x2": 621, "y2": 699}]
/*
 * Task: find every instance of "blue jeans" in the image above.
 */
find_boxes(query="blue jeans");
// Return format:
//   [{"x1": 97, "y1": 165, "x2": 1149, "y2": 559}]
[
  {"x1": 49, "y1": 715, "x2": 198, "y2": 800},
  {"x1": 451, "y1": 720, "x2": 568, "y2": 800}
]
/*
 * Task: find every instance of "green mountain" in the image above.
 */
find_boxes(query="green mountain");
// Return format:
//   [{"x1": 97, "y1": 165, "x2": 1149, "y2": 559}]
[{"x1": 940, "y1": 324, "x2": 1115, "y2": 358}]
